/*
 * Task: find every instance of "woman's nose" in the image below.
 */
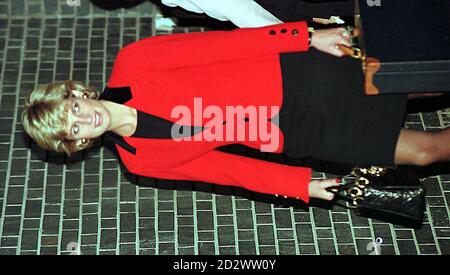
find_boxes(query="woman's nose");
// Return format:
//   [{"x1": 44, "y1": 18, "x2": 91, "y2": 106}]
[{"x1": 75, "y1": 113, "x2": 92, "y2": 125}]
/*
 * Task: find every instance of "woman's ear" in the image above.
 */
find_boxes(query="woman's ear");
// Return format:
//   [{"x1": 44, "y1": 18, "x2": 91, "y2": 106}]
[{"x1": 71, "y1": 90, "x2": 88, "y2": 99}]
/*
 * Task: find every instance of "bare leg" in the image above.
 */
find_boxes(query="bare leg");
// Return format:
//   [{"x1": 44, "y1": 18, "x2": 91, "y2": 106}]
[{"x1": 395, "y1": 128, "x2": 450, "y2": 166}]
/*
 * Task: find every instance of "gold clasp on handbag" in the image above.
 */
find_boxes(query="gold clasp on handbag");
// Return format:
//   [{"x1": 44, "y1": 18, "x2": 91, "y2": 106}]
[
  {"x1": 356, "y1": 177, "x2": 369, "y2": 189},
  {"x1": 368, "y1": 166, "x2": 387, "y2": 176},
  {"x1": 348, "y1": 186, "x2": 363, "y2": 198},
  {"x1": 347, "y1": 186, "x2": 364, "y2": 208},
  {"x1": 350, "y1": 47, "x2": 362, "y2": 59},
  {"x1": 352, "y1": 197, "x2": 364, "y2": 207}
]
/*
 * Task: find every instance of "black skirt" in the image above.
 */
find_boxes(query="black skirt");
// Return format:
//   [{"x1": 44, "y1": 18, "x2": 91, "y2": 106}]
[{"x1": 278, "y1": 50, "x2": 408, "y2": 166}]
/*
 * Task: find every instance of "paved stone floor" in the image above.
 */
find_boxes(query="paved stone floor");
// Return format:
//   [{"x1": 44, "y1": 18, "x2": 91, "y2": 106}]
[{"x1": 0, "y1": 0, "x2": 449, "y2": 255}]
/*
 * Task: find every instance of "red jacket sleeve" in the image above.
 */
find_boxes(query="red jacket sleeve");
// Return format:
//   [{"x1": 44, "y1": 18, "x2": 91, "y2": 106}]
[
  {"x1": 131, "y1": 149, "x2": 312, "y2": 203},
  {"x1": 116, "y1": 21, "x2": 309, "y2": 70}
]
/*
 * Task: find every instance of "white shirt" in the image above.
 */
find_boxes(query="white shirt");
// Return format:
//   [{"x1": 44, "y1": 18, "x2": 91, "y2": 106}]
[{"x1": 161, "y1": 0, "x2": 283, "y2": 27}]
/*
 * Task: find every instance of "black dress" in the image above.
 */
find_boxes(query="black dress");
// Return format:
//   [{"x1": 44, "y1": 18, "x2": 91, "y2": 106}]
[{"x1": 278, "y1": 49, "x2": 408, "y2": 167}]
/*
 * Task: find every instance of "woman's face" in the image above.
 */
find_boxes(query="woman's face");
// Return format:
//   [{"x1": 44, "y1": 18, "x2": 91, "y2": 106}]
[{"x1": 64, "y1": 95, "x2": 111, "y2": 142}]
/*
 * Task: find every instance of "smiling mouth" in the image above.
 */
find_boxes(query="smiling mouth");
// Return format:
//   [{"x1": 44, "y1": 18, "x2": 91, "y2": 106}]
[{"x1": 95, "y1": 112, "x2": 102, "y2": 127}]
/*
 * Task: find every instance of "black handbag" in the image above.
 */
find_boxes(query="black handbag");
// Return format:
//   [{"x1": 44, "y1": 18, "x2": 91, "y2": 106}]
[{"x1": 328, "y1": 166, "x2": 426, "y2": 222}]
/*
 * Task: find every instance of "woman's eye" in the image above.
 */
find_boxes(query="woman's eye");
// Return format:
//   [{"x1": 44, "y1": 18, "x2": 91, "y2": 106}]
[
  {"x1": 73, "y1": 123, "x2": 80, "y2": 135},
  {"x1": 73, "y1": 103, "x2": 80, "y2": 114}
]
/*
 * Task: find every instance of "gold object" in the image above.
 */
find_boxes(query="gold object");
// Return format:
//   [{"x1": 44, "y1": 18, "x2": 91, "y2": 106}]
[
  {"x1": 337, "y1": 45, "x2": 364, "y2": 60},
  {"x1": 356, "y1": 178, "x2": 369, "y2": 189},
  {"x1": 351, "y1": 166, "x2": 387, "y2": 177},
  {"x1": 349, "y1": 186, "x2": 363, "y2": 198},
  {"x1": 341, "y1": 166, "x2": 388, "y2": 207},
  {"x1": 352, "y1": 197, "x2": 364, "y2": 207}
]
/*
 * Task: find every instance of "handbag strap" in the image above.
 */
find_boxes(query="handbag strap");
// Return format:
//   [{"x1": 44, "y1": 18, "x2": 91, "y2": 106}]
[{"x1": 326, "y1": 185, "x2": 360, "y2": 209}]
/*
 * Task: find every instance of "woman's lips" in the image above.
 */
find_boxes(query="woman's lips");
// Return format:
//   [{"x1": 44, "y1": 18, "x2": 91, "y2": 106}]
[{"x1": 95, "y1": 111, "x2": 102, "y2": 127}]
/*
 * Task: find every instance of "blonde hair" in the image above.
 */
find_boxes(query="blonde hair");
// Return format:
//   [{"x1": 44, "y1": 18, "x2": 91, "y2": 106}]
[{"x1": 22, "y1": 80, "x2": 99, "y2": 155}]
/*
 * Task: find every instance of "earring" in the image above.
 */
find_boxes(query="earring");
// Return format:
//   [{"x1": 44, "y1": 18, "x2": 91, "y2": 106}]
[
  {"x1": 82, "y1": 93, "x2": 88, "y2": 99},
  {"x1": 81, "y1": 139, "x2": 88, "y2": 145}
]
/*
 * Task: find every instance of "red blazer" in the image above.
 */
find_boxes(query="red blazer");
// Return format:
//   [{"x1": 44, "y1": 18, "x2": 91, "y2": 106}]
[{"x1": 107, "y1": 22, "x2": 313, "y2": 202}]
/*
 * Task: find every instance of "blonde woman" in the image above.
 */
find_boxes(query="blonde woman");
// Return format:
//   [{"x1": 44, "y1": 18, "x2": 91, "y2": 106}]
[{"x1": 22, "y1": 23, "x2": 450, "y2": 204}]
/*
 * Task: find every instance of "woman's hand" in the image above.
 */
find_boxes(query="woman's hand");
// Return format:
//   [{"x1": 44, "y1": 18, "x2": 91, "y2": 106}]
[
  {"x1": 308, "y1": 179, "x2": 341, "y2": 201},
  {"x1": 310, "y1": 28, "x2": 352, "y2": 57}
]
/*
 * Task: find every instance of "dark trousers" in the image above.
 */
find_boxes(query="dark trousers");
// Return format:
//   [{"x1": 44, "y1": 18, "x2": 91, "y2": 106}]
[
  {"x1": 255, "y1": 0, "x2": 355, "y2": 22},
  {"x1": 157, "y1": 0, "x2": 355, "y2": 29}
]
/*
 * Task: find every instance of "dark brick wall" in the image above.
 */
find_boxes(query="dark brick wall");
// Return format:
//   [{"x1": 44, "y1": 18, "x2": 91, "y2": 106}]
[{"x1": 0, "y1": 0, "x2": 153, "y2": 18}]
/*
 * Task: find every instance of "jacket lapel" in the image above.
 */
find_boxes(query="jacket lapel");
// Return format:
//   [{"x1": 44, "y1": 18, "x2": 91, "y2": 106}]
[
  {"x1": 99, "y1": 86, "x2": 132, "y2": 104},
  {"x1": 100, "y1": 87, "x2": 136, "y2": 154},
  {"x1": 100, "y1": 86, "x2": 202, "y2": 155}
]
